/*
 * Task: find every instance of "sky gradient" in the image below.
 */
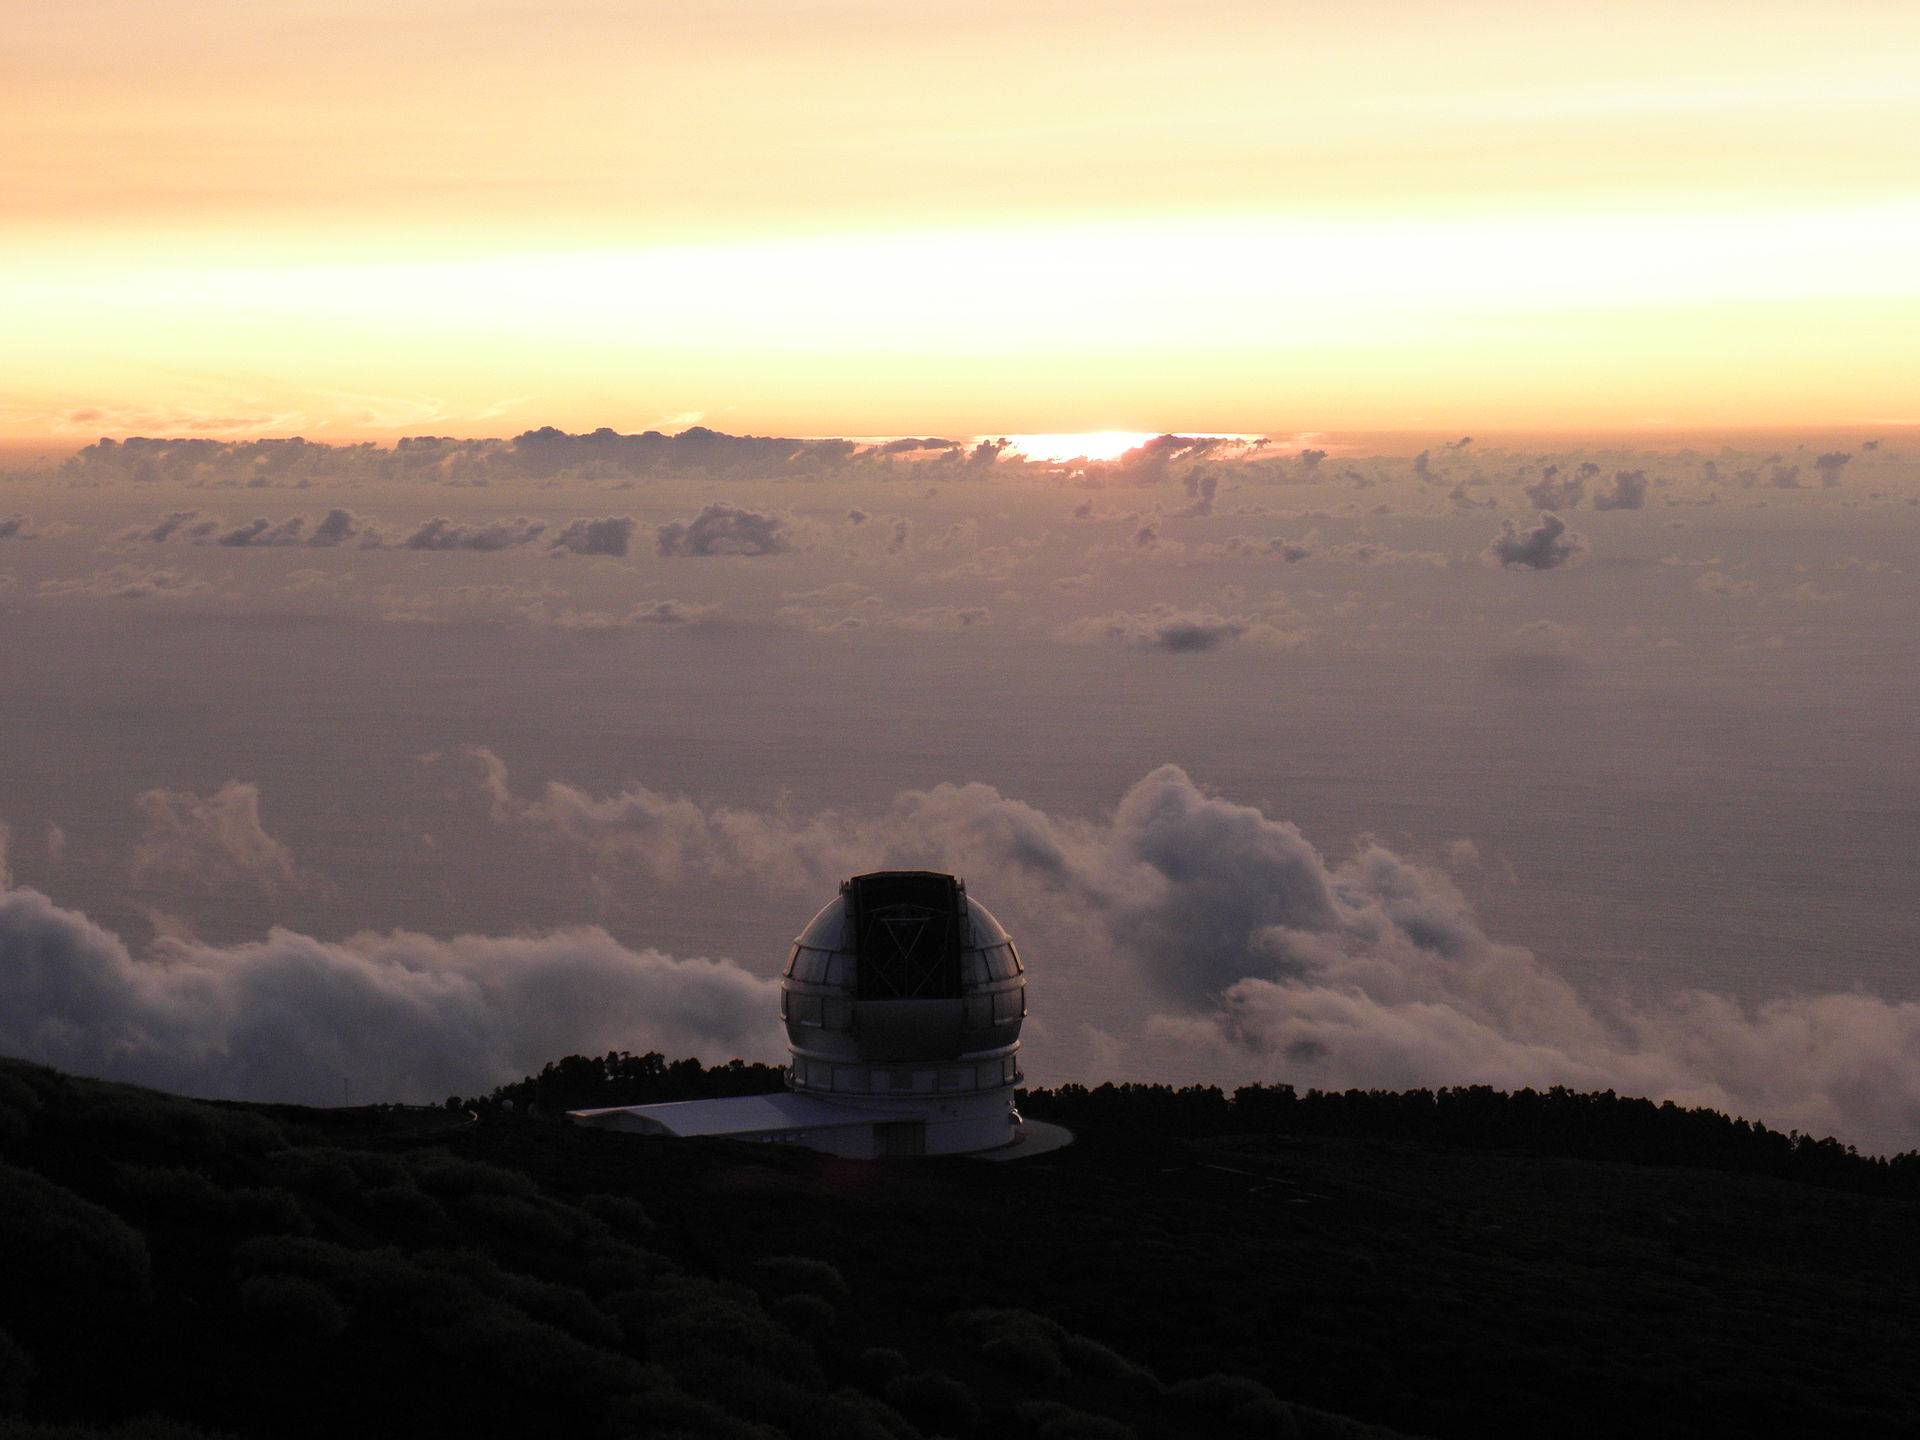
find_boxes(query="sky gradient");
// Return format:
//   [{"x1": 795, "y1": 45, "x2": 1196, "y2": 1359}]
[{"x1": 6, "y1": 0, "x2": 1919, "y2": 439}]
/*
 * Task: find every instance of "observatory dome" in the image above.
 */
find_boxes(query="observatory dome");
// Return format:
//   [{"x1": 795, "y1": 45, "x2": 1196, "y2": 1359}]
[
  {"x1": 571, "y1": 869, "x2": 1062, "y2": 1160},
  {"x1": 782, "y1": 871, "x2": 1026, "y2": 1102}
]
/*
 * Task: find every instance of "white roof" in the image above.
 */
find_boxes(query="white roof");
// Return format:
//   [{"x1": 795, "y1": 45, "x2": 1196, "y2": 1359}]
[{"x1": 568, "y1": 1091, "x2": 896, "y2": 1138}]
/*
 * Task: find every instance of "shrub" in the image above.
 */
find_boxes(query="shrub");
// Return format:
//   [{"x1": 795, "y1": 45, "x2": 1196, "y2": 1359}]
[
  {"x1": 949, "y1": 1309, "x2": 1067, "y2": 1384},
  {"x1": 361, "y1": 1183, "x2": 447, "y2": 1236},
  {"x1": 237, "y1": 1274, "x2": 347, "y2": 1342},
  {"x1": 422, "y1": 1251, "x2": 621, "y2": 1349},
  {"x1": 857, "y1": 1348, "x2": 910, "y2": 1387},
  {"x1": 263, "y1": 1147, "x2": 360, "y2": 1201},
  {"x1": 583, "y1": 1192, "x2": 657, "y2": 1239},
  {"x1": 751, "y1": 1255, "x2": 850, "y2": 1301},
  {"x1": 0, "y1": 1162, "x2": 151, "y2": 1343},
  {"x1": 405, "y1": 1150, "x2": 539, "y2": 1200},
  {"x1": 0, "y1": 1326, "x2": 36, "y2": 1410},
  {"x1": 771, "y1": 1293, "x2": 837, "y2": 1336},
  {"x1": 1060, "y1": 1333, "x2": 1161, "y2": 1397},
  {"x1": 1014, "y1": 1400, "x2": 1137, "y2": 1440},
  {"x1": 0, "y1": 1074, "x2": 38, "y2": 1147},
  {"x1": 792, "y1": 1388, "x2": 922, "y2": 1440},
  {"x1": 883, "y1": 1371, "x2": 979, "y2": 1435},
  {"x1": 451, "y1": 1190, "x2": 576, "y2": 1251},
  {"x1": 230, "y1": 1187, "x2": 311, "y2": 1236},
  {"x1": 607, "y1": 1378, "x2": 786, "y2": 1440},
  {"x1": 1232, "y1": 1397, "x2": 1304, "y2": 1437},
  {"x1": 0, "y1": 1421, "x2": 235, "y2": 1440},
  {"x1": 1168, "y1": 1373, "x2": 1277, "y2": 1415},
  {"x1": 111, "y1": 1166, "x2": 234, "y2": 1227}
]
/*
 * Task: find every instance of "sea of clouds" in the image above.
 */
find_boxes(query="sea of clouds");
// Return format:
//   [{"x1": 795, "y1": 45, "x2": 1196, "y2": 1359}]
[{"x1": 2, "y1": 426, "x2": 1916, "y2": 1147}]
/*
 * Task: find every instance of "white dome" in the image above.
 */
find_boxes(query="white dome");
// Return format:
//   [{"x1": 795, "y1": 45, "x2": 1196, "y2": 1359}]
[{"x1": 781, "y1": 871, "x2": 1025, "y2": 1098}]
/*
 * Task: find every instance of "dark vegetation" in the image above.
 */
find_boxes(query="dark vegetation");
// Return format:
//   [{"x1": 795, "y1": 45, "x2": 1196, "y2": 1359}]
[
  {"x1": 468, "y1": 1052, "x2": 1920, "y2": 1200},
  {"x1": 4, "y1": 1054, "x2": 1918, "y2": 1440},
  {"x1": 1021, "y1": 1080, "x2": 1920, "y2": 1199},
  {"x1": 457, "y1": 1051, "x2": 786, "y2": 1117}
]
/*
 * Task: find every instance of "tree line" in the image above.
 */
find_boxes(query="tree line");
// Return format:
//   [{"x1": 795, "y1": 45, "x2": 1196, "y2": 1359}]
[
  {"x1": 1020, "y1": 1079, "x2": 1920, "y2": 1198},
  {"x1": 459, "y1": 1052, "x2": 1920, "y2": 1200}
]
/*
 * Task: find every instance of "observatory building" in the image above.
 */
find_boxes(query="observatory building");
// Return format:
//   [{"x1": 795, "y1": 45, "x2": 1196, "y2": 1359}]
[{"x1": 571, "y1": 872, "x2": 1067, "y2": 1158}]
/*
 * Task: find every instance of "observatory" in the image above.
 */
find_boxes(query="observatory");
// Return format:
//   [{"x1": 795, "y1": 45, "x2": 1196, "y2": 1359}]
[{"x1": 570, "y1": 872, "x2": 1068, "y2": 1158}]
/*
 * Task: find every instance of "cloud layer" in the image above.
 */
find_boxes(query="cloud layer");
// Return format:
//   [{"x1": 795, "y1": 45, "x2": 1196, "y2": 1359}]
[
  {"x1": 469, "y1": 754, "x2": 1920, "y2": 1151},
  {"x1": 0, "y1": 883, "x2": 781, "y2": 1105}
]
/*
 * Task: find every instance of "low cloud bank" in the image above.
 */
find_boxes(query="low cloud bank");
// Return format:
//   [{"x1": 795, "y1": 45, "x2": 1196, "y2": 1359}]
[
  {"x1": 0, "y1": 883, "x2": 781, "y2": 1106},
  {"x1": 133, "y1": 508, "x2": 640, "y2": 555},
  {"x1": 8, "y1": 760, "x2": 1917, "y2": 1147},
  {"x1": 59, "y1": 427, "x2": 995, "y2": 488}
]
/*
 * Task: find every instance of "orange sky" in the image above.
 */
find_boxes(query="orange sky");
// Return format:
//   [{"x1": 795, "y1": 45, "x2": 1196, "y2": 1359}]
[{"x1": 4, "y1": 0, "x2": 1917, "y2": 439}]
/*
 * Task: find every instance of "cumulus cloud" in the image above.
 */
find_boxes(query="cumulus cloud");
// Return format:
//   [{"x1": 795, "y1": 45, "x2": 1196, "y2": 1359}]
[
  {"x1": 1696, "y1": 571, "x2": 1758, "y2": 598},
  {"x1": 142, "y1": 510, "x2": 211, "y2": 543},
  {"x1": 307, "y1": 508, "x2": 376, "y2": 547},
  {"x1": 547, "y1": 515, "x2": 636, "y2": 557},
  {"x1": 1059, "y1": 606, "x2": 1297, "y2": 653},
  {"x1": 216, "y1": 516, "x2": 309, "y2": 547},
  {"x1": 515, "y1": 598, "x2": 714, "y2": 629},
  {"x1": 1523, "y1": 465, "x2": 1585, "y2": 511},
  {"x1": 1174, "y1": 471, "x2": 1218, "y2": 518},
  {"x1": 0, "y1": 880, "x2": 782, "y2": 1104},
  {"x1": 139, "y1": 508, "x2": 379, "y2": 547},
  {"x1": 1324, "y1": 540, "x2": 1447, "y2": 567},
  {"x1": 38, "y1": 566, "x2": 210, "y2": 600},
  {"x1": 1591, "y1": 470, "x2": 1649, "y2": 511},
  {"x1": 1206, "y1": 534, "x2": 1315, "y2": 563},
  {"x1": 472, "y1": 755, "x2": 1920, "y2": 1151},
  {"x1": 887, "y1": 519, "x2": 911, "y2": 555},
  {"x1": 0, "y1": 514, "x2": 33, "y2": 540},
  {"x1": 1814, "y1": 452, "x2": 1852, "y2": 486},
  {"x1": 1094, "y1": 434, "x2": 1236, "y2": 485},
  {"x1": 403, "y1": 516, "x2": 547, "y2": 551},
  {"x1": 1493, "y1": 620, "x2": 1581, "y2": 683},
  {"x1": 895, "y1": 605, "x2": 991, "y2": 631},
  {"x1": 129, "y1": 782, "x2": 302, "y2": 899},
  {"x1": 656, "y1": 503, "x2": 791, "y2": 557},
  {"x1": 1486, "y1": 513, "x2": 1584, "y2": 570},
  {"x1": 778, "y1": 586, "x2": 986, "y2": 635}
]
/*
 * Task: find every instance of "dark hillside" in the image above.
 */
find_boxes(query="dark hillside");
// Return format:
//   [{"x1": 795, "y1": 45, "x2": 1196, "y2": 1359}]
[{"x1": 2, "y1": 1056, "x2": 1916, "y2": 1440}]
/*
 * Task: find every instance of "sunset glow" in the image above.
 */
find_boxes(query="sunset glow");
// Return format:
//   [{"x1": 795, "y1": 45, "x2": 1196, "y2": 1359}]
[{"x1": 4, "y1": 0, "x2": 1917, "y2": 440}]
